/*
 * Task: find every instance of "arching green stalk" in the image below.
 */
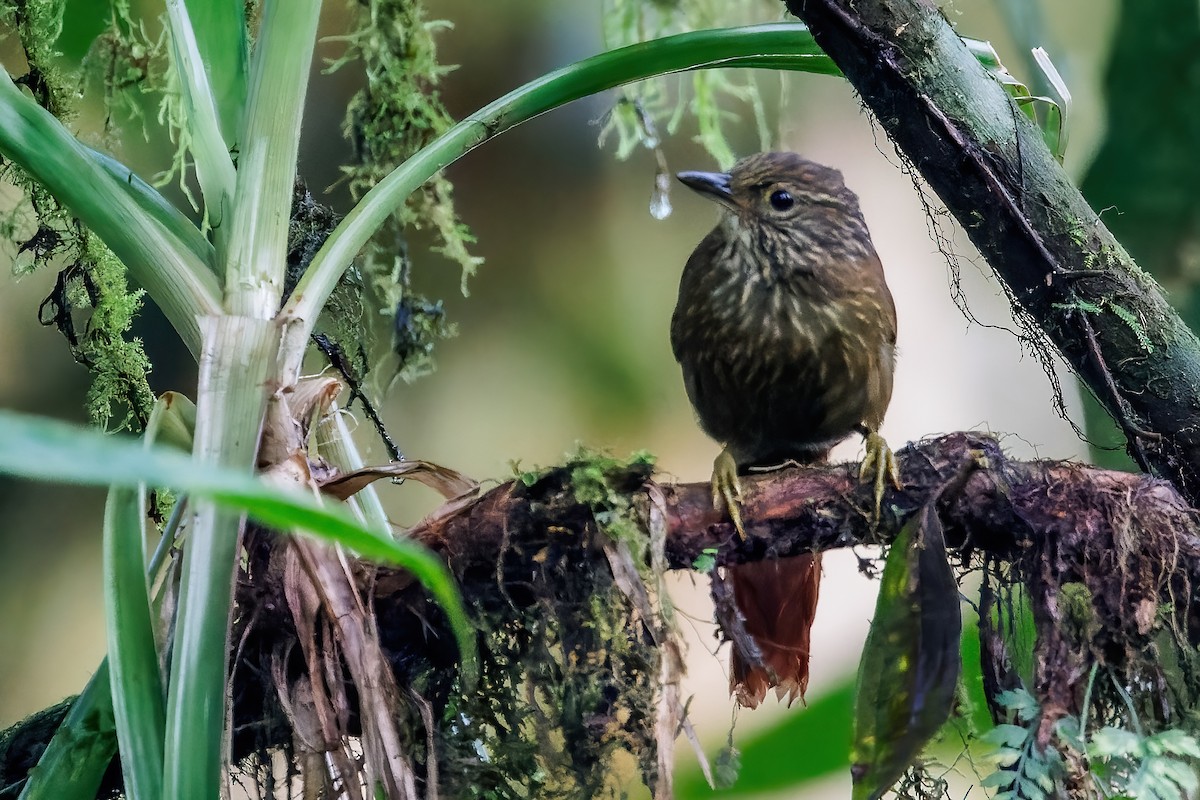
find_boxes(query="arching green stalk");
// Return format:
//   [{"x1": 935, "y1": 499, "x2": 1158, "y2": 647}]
[{"x1": 278, "y1": 23, "x2": 1010, "y2": 375}]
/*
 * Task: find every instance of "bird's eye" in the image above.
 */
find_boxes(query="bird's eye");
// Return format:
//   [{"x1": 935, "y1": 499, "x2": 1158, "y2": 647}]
[{"x1": 769, "y1": 189, "x2": 794, "y2": 211}]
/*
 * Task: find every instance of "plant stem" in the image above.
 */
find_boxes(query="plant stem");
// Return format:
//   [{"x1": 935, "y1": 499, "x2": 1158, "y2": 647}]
[
  {"x1": 162, "y1": 316, "x2": 278, "y2": 800},
  {"x1": 224, "y1": 0, "x2": 321, "y2": 316}
]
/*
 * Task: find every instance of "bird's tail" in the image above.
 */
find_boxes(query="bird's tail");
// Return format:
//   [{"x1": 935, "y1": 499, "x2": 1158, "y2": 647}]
[{"x1": 728, "y1": 552, "x2": 822, "y2": 708}]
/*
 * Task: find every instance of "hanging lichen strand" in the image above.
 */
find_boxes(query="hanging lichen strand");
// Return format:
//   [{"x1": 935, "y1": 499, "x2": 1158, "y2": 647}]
[
  {"x1": 332, "y1": 0, "x2": 473, "y2": 387},
  {"x1": 599, "y1": 0, "x2": 781, "y2": 169},
  {"x1": 430, "y1": 450, "x2": 669, "y2": 799},
  {"x1": 0, "y1": 0, "x2": 156, "y2": 431}
]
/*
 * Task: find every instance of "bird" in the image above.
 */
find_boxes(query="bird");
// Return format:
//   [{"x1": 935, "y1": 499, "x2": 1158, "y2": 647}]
[{"x1": 670, "y1": 151, "x2": 899, "y2": 707}]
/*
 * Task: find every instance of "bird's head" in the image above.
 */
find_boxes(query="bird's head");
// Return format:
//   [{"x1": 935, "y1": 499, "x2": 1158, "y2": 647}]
[{"x1": 677, "y1": 151, "x2": 874, "y2": 282}]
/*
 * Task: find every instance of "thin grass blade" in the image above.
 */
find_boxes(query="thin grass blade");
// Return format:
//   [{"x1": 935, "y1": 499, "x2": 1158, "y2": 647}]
[{"x1": 103, "y1": 486, "x2": 165, "y2": 800}]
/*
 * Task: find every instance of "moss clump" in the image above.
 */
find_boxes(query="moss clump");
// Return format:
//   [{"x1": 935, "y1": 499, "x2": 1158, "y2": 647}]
[{"x1": 433, "y1": 449, "x2": 666, "y2": 799}]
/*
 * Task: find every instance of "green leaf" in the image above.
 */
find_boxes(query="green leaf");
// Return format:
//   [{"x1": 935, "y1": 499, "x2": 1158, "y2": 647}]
[
  {"x1": 103, "y1": 486, "x2": 165, "y2": 800},
  {"x1": 692, "y1": 547, "x2": 718, "y2": 573},
  {"x1": 1149, "y1": 729, "x2": 1200, "y2": 759},
  {"x1": 959, "y1": 614, "x2": 994, "y2": 734},
  {"x1": 850, "y1": 499, "x2": 962, "y2": 800},
  {"x1": 983, "y1": 724, "x2": 1031, "y2": 749},
  {"x1": 675, "y1": 677, "x2": 856, "y2": 797},
  {"x1": 164, "y1": 0, "x2": 237, "y2": 228},
  {"x1": 183, "y1": 0, "x2": 249, "y2": 143},
  {"x1": 1090, "y1": 727, "x2": 1142, "y2": 758},
  {"x1": 0, "y1": 69, "x2": 220, "y2": 355},
  {"x1": 17, "y1": 664, "x2": 117, "y2": 800},
  {"x1": 988, "y1": 748, "x2": 1022, "y2": 770},
  {"x1": 995, "y1": 688, "x2": 1039, "y2": 719},
  {"x1": 0, "y1": 408, "x2": 478, "y2": 682}
]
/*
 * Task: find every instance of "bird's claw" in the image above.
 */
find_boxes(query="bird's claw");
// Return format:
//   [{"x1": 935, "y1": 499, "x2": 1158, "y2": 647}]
[
  {"x1": 712, "y1": 448, "x2": 746, "y2": 539},
  {"x1": 860, "y1": 431, "x2": 901, "y2": 521}
]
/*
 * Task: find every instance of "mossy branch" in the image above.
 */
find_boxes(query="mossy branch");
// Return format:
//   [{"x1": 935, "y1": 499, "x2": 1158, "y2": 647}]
[
  {"x1": 405, "y1": 433, "x2": 1196, "y2": 583},
  {"x1": 4, "y1": 432, "x2": 1196, "y2": 797},
  {"x1": 779, "y1": 0, "x2": 1200, "y2": 502}
]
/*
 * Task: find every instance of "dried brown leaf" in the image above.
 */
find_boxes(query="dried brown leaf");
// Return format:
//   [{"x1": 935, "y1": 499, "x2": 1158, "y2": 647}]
[{"x1": 323, "y1": 459, "x2": 478, "y2": 502}]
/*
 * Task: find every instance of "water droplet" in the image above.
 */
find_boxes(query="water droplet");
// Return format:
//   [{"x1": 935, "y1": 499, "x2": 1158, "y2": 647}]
[{"x1": 649, "y1": 171, "x2": 672, "y2": 220}]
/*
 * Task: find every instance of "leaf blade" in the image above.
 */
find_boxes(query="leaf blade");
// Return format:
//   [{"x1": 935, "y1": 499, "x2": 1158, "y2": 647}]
[
  {"x1": 0, "y1": 409, "x2": 478, "y2": 684},
  {"x1": 103, "y1": 487, "x2": 166, "y2": 800},
  {"x1": 851, "y1": 500, "x2": 962, "y2": 800}
]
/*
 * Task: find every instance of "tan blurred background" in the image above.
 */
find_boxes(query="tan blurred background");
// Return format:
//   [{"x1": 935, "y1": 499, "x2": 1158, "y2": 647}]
[{"x1": 0, "y1": 0, "x2": 1116, "y2": 794}]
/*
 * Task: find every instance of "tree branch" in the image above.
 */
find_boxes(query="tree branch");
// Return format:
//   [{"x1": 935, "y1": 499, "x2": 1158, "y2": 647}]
[
  {"x1": 402, "y1": 433, "x2": 1199, "y2": 592},
  {"x1": 4, "y1": 433, "x2": 1198, "y2": 794},
  {"x1": 780, "y1": 0, "x2": 1200, "y2": 502}
]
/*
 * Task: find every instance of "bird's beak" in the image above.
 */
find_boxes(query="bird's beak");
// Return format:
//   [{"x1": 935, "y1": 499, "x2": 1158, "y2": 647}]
[{"x1": 677, "y1": 170, "x2": 733, "y2": 206}]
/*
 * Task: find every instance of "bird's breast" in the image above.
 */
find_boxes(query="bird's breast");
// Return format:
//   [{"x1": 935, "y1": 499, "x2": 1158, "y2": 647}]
[{"x1": 673, "y1": 275, "x2": 894, "y2": 466}]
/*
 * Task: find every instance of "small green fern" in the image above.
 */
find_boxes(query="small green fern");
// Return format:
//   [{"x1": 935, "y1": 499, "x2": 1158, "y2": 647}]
[{"x1": 980, "y1": 689, "x2": 1063, "y2": 800}]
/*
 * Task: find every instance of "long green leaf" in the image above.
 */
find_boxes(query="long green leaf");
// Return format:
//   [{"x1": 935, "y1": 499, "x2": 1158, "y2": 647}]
[
  {"x1": 0, "y1": 69, "x2": 220, "y2": 354},
  {"x1": 0, "y1": 407, "x2": 477, "y2": 682},
  {"x1": 103, "y1": 486, "x2": 165, "y2": 800},
  {"x1": 16, "y1": 663, "x2": 117, "y2": 800},
  {"x1": 280, "y1": 24, "x2": 1016, "y2": 359},
  {"x1": 165, "y1": 0, "x2": 237, "y2": 231},
  {"x1": 86, "y1": 147, "x2": 216, "y2": 271},
  {"x1": 183, "y1": 0, "x2": 249, "y2": 144}
]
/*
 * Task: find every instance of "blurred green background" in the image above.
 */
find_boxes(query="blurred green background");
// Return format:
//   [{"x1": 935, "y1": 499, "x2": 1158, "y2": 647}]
[{"x1": 0, "y1": 0, "x2": 1144, "y2": 795}]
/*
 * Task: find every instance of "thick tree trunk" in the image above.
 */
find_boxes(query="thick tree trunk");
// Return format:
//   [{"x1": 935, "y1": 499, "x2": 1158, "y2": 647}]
[{"x1": 782, "y1": 0, "x2": 1200, "y2": 501}]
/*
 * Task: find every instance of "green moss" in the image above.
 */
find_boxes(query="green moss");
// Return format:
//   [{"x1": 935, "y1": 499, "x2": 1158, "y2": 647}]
[
  {"x1": 435, "y1": 447, "x2": 668, "y2": 799},
  {"x1": 1057, "y1": 581, "x2": 1098, "y2": 644},
  {"x1": 599, "y1": 0, "x2": 778, "y2": 169},
  {"x1": 692, "y1": 547, "x2": 718, "y2": 574},
  {"x1": 325, "y1": 0, "x2": 473, "y2": 387},
  {"x1": 78, "y1": 233, "x2": 154, "y2": 431},
  {"x1": 0, "y1": 0, "x2": 72, "y2": 117}
]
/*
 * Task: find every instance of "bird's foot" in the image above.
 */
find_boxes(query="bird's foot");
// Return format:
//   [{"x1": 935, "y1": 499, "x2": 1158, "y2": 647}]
[
  {"x1": 859, "y1": 431, "x2": 901, "y2": 520},
  {"x1": 712, "y1": 448, "x2": 746, "y2": 539}
]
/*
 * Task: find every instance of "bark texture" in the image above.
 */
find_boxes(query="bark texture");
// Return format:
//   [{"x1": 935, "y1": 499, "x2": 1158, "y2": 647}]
[{"x1": 781, "y1": 0, "x2": 1200, "y2": 501}]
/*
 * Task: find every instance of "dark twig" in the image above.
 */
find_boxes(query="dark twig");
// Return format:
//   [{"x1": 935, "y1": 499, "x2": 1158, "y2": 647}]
[
  {"x1": 709, "y1": 569, "x2": 768, "y2": 677},
  {"x1": 1075, "y1": 310, "x2": 1160, "y2": 471},
  {"x1": 311, "y1": 333, "x2": 402, "y2": 462}
]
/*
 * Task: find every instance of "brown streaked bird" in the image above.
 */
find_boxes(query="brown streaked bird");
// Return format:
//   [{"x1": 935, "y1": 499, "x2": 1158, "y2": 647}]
[{"x1": 670, "y1": 151, "x2": 899, "y2": 707}]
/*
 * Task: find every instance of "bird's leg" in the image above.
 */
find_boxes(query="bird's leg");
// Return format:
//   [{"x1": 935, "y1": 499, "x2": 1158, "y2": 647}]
[
  {"x1": 712, "y1": 447, "x2": 746, "y2": 539},
  {"x1": 858, "y1": 427, "x2": 901, "y2": 520}
]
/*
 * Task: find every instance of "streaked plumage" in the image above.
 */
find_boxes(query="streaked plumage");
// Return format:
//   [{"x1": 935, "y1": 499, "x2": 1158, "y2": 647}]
[{"x1": 671, "y1": 151, "x2": 898, "y2": 707}]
